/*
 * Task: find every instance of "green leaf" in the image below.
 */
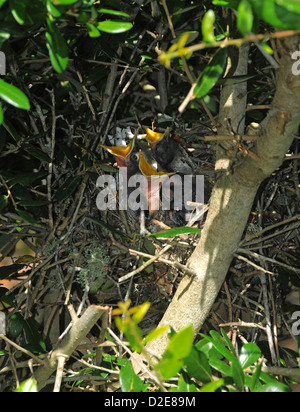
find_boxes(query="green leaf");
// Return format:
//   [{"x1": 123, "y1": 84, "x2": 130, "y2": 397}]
[
  {"x1": 15, "y1": 378, "x2": 38, "y2": 393},
  {"x1": 194, "y1": 48, "x2": 228, "y2": 99},
  {"x1": 51, "y1": 0, "x2": 78, "y2": 4},
  {"x1": 254, "y1": 382, "x2": 292, "y2": 392},
  {"x1": 46, "y1": 0, "x2": 67, "y2": 17},
  {"x1": 0, "y1": 195, "x2": 8, "y2": 212},
  {"x1": 0, "y1": 288, "x2": 16, "y2": 310},
  {"x1": 0, "y1": 104, "x2": 3, "y2": 125},
  {"x1": 212, "y1": 0, "x2": 240, "y2": 9},
  {"x1": 238, "y1": 0, "x2": 254, "y2": 34},
  {"x1": 99, "y1": 8, "x2": 130, "y2": 18},
  {"x1": 117, "y1": 320, "x2": 144, "y2": 353},
  {"x1": 276, "y1": 0, "x2": 300, "y2": 14},
  {"x1": 165, "y1": 325, "x2": 194, "y2": 360},
  {"x1": 177, "y1": 373, "x2": 198, "y2": 392},
  {"x1": 8, "y1": 171, "x2": 48, "y2": 187},
  {"x1": 155, "y1": 356, "x2": 183, "y2": 380},
  {"x1": 200, "y1": 331, "x2": 237, "y2": 363},
  {"x1": 249, "y1": 0, "x2": 300, "y2": 29},
  {"x1": 0, "y1": 79, "x2": 30, "y2": 110},
  {"x1": 184, "y1": 347, "x2": 212, "y2": 383},
  {"x1": 23, "y1": 146, "x2": 51, "y2": 163},
  {"x1": 2, "y1": 119, "x2": 20, "y2": 142},
  {"x1": 199, "y1": 378, "x2": 225, "y2": 392},
  {"x1": 46, "y1": 17, "x2": 69, "y2": 73},
  {"x1": 96, "y1": 20, "x2": 133, "y2": 34},
  {"x1": 147, "y1": 226, "x2": 201, "y2": 238},
  {"x1": 221, "y1": 329, "x2": 236, "y2": 355},
  {"x1": 143, "y1": 325, "x2": 170, "y2": 345},
  {"x1": 209, "y1": 358, "x2": 232, "y2": 376},
  {"x1": 16, "y1": 209, "x2": 38, "y2": 225},
  {"x1": 248, "y1": 362, "x2": 262, "y2": 391},
  {"x1": 0, "y1": 264, "x2": 25, "y2": 280},
  {"x1": 55, "y1": 175, "x2": 82, "y2": 202},
  {"x1": 0, "y1": 0, "x2": 7, "y2": 9},
  {"x1": 22, "y1": 317, "x2": 47, "y2": 354},
  {"x1": 119, "y1": 359, "x2": 148, "y2": 392},
  {"x1": 18, "y1": 199, "x2": 50, "y2": 207},
  {"x1": 231, "y1": 358, "x2": 245, "y2": 391},
  {"x1": 9, "y1": 0, "x2": 27, "y2": 25},
  {"x1": 9, "y1": 312, "x2": 25, "y2": 339},
  {"x1": 202, "y1": 10, "x2": 216, "y2": 43},
  {"x1": 239, "y1": 343, "x2": 261, "y2": 369},
  {"x1": 86, "y1": 23, "x2": 100, "y2": 38},
  {"x1": 132, "y1": 302, "x2": 150, "y2": 324}
]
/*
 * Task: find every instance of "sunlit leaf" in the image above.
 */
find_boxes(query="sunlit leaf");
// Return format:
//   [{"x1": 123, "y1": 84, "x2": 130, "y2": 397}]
[
  {"x1": 238, "y1": 0, "x2": 254, "y2": 34},
  {"x1": 51, "y1": 0, "x2": 78, "y2": 4},
  {"x1": 202, "y1": 9, "x2": 216, "y2": 43},
  {"x1": 9, "y1": 0, "x2": 26, "y2": 25},
  {"x1": 194, "y1": 48, "x2": 227, "y2": 99},
  {"x1": 212, "y1": 0, "x2": 240, "y2": 9},
  {"x1": 249, "y1": 0, "x2": 300, "y2": 29},
  {"x1": 99, "y1": 8, "x2": 130, "y2": 17},
  {"x1": 96, "y1": 20, "x2": 133, "y2": 34},
  {"x1": 46, "y1": 17, "x2": 68, "y2": 73},
  {"x1": 0, "y1": 79, "x2": 30, "y2": 110},
  {"x1": 119, "y1": 359, "x2": 148, "y2": 392},
  {"x1": 184, "y1": 347, "x2": 212, "y2": 383},
  {"x1": 239, "y1": 343, "x2": 262, "y2": 369},
  {"x1": 143, "y1": 325, "x2": 170, "y2": 345},
  {"x1": 86, "y1": 23, "x2": 100, "y2": 38},
  {"x1": 15, "y1": 378, "x2": 38, "y2": 393},
  {"x1": 166, "y1": 325, "x2": 194, "y2": 360},
  {"x1": 147, "y1": 227, "x2": 201, "y2": 238}
]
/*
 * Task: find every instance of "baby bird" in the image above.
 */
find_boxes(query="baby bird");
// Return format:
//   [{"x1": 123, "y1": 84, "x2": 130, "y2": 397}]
[{"x1": 145, "y1": 127, "x2": 193, "y2": 175}]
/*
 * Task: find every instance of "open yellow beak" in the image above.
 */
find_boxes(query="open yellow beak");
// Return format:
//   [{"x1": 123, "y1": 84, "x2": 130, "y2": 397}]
[
  {"x1": 139, "y1": 150, "x2": 174, "y2": 178},
  {"x1": 145, "y1": 128, "x2": 164, "y2": 145},
  {"x1": 100, "y1": 138, "x2": 135, "y2": 161}
]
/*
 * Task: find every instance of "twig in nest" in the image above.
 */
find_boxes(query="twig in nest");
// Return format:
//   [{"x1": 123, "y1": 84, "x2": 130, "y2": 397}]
[{"x1": 205, "y1": 135, "x2": 258, "y2": 142}]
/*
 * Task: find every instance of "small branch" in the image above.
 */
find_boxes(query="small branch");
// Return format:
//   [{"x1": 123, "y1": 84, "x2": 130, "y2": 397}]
[
  {"x1": 233, "y1": 253, "x2": 275, "y2": 275},
  {"x1": 205, "y1": 135, "x2": 259, "y2": 142},
  {"x1": 219, "y1": 321, "x2": 266, "y2": 331},
  {"x1": 159, "y1": 30, "x2": 300, "y2": 63},
  {"x1": 53, "y1": 355, "x2": 68, "y2": 393},
  {"x1": 34, "y1": 305, "x2": 109, "y2": 391},
  {"x1": 0, "y1": 334, "x2": 45, "y2": 366},
  {"x1": 46, "y1": 88, "x2": 56, "y2": 232},
  {"x1": 129, "y1": 249, "x2": 197, "y2": 277},
  {"x1": 237, "y1": 247, "x2": 300, "y2": 275},
  {"x1": 118, "y1": 243, "x2": 173, "y2": 283}
]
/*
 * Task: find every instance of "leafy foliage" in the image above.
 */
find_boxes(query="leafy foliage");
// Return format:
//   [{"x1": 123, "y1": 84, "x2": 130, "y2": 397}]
[
  {"x1": 113, "y1": 301, "x2": 293, "y2": 393},
  {"x1": 0, "y1": 0, "x2": 299, "y2": 393}
]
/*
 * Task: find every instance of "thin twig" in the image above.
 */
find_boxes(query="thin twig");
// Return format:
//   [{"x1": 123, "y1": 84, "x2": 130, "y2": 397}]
[
  {"x1": 118, "y1": 243, "x2": 173, "y2": 283},
  {"x1": 237, "y1": 247, "x2": 300, "y2": 275},
  {"x1": 0, "y1": 334, "x2": 45, "y2": 365}
]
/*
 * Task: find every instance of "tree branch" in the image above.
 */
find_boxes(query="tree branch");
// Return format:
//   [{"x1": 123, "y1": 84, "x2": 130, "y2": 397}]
[
  {"x1": 146, "y1": 35, "x2": 300, "y2": 359},
  {"x1": 34, "y1": 305, "x2": 109, "y2": 391}
]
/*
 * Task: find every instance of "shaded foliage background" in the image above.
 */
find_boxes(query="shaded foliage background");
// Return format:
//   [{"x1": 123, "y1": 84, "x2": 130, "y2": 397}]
[{"x1": 0, "y1": 0, "x2": 300, "y2": 392}]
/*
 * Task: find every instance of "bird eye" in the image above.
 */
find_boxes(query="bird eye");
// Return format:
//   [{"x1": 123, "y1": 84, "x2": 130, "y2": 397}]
[{"x1": 131, "y1": 152, "x2": 139, "y2": 163}]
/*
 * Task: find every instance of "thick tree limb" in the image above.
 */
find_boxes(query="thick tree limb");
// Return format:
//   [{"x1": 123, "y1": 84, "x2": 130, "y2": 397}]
[
  {"x1": 34, "y1": 305, "x2": 109, "y2": 391},
  {"x1": 146, "y1": 36, "x2": 300, "y2": 358}
]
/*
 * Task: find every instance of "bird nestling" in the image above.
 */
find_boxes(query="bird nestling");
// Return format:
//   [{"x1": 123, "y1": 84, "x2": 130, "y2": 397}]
[
  {"x1": 145, "y1": 127, "x2": 193, "y2": 175},
  {"x1": 100, "y1": 134, "x2": 173, "y2": 217}
]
